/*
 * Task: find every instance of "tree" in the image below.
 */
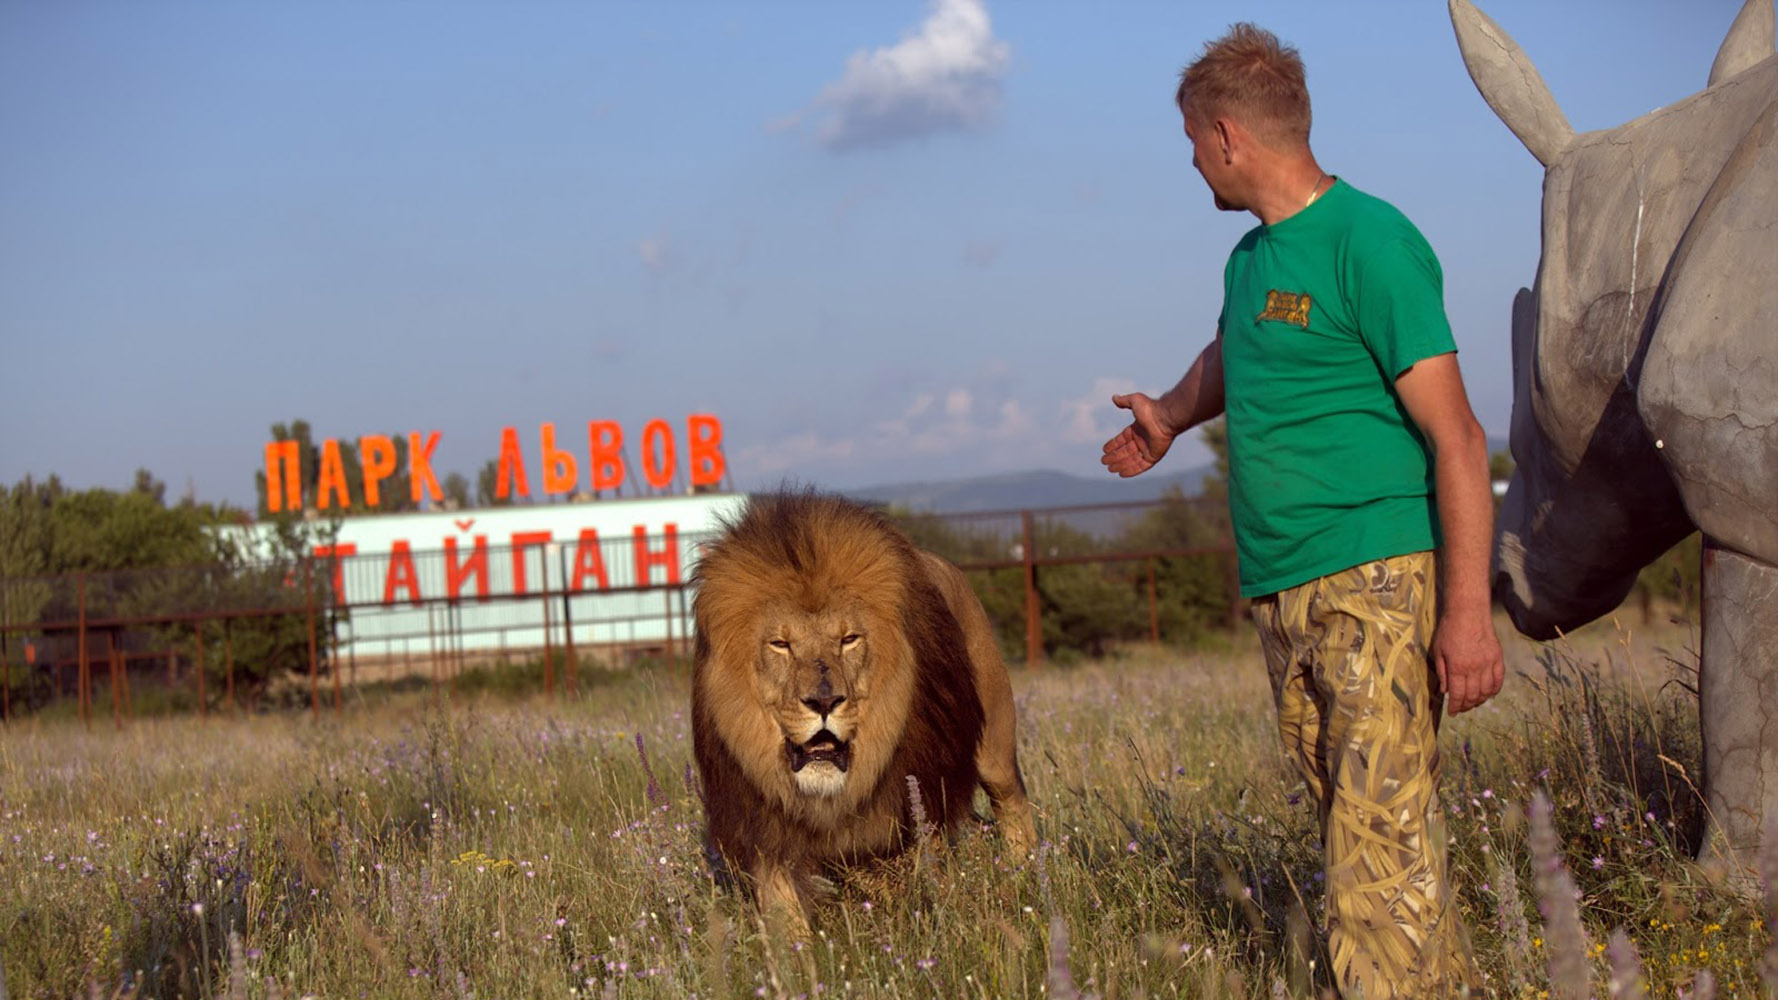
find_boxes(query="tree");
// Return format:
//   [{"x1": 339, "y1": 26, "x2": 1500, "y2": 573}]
[
  {"x1": 255, "y1": 420, "x2": 317, "y2": 518},
  {"x1": 476, "y1": 459, "x2": 514, "y2": 508},
  {"x1": 1632, "y1": 532, "x2": 1702, "y2": 623},
  {"x1": 1025, "y1": 520, "x2": 1143, "y2": 660},
  {"x1": 1117, "y1": 486, "x2": 1237, "y2": 646},
  {"x1": 1099, "y1": 418, "x2": 1242, "y2": 647},
  {"x1": 1, "y1": 470, "x2": 337, "y2": 714},
  {"x1": 1489, "y1": 449, "x2": 1515, "y2": 483},
  {"x1": 1197, "y1": 416, "x2": 1230, "y2": 503},
  {"x1": 254, "y1": 419, "x2": 419, "y2": 517},
  {"x1": 0, "y1": 475, "x2": 57, "y2": 580},
  {"x1": 0, "y1": 478, "x2": 58, "y2": 680},
  {"x1": 442, "y1": 472, "x2": 471, "y2": 510},
  {"x1": 186, "y1": 513, "x2": 341, "y2": 706},
  {"x1": 893, "y1": 503, "x2": 1232, "y2": 662},
  {"x1": 132, "y1": 468, "x2": 167, "y2": 506}
]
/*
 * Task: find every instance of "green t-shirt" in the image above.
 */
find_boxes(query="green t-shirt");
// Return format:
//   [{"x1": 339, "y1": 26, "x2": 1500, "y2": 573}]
[{"x1": 1217, "y1": 178, "x2": 1456, "y2": 597}]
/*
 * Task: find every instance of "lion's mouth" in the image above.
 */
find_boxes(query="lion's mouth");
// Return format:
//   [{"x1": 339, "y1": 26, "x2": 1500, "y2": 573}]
[{"x1": 787, "y1": 731, "x2": 851, "y2": 773}]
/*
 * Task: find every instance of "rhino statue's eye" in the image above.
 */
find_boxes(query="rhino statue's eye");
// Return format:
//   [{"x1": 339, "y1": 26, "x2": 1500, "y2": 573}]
[{"x1": 840, "y1": 634, "x2": 862, "y2": 649}]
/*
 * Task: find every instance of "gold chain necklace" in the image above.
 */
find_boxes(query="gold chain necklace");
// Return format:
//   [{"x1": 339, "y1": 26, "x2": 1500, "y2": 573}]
[{"x1": 1304, "y1": 172, "x2": 1330, "y2": 208}]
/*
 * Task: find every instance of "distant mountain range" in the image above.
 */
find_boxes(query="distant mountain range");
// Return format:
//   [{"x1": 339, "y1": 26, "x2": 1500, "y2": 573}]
[
  {"x1": 839, "y1": 437, "x2": 1509, "y2": 514},
  {"x1": 843, "y1": 465, "x2": 1215, "y2": 514}
]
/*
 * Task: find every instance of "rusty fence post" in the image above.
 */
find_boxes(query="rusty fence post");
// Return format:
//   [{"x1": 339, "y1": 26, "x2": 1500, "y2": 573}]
[
  {"x1": 678, "y1": 586, "x2": 691, "y2": 661},
  {"x1": 305, "y1": 558, "x2": 319, "y2": 719},
  {"x1": 541, "y1": 547, "x2": 555, "y2": 698},
  {"x1": 1021, "y1": 511, "x2": 1042, "y2": 667},
  {"x1": 108, "y1": 633, "x2": 122, "y2": 730},
  {"x1": 1148, "y1": 557, "x2": 1160, "y2": 645},
  {"x1": 330, "y1": 615, "x2": 343, "y2": 715},
  {"x1": 120, "y1": 645, "x2": 133, "y2": 720},
  {"x1": 77, "y1": 573, "x2": 90, "y2": 730},
  {"x1": 558, "y1": 545, "x2": 577, "y2": 695},
  {"x1": 453, "y1": 605, "x2": 466, "y2": 694},
  {"x1": 195, "y1": 621, "x2": 207, "y2": 722},
  {"x1": 224, "y1": 624, "x2": 236, "y2": 712},
  {"x1": 1224, "y1": 546, "x2": 1242, "y2": 631},
  {"x1": 427, "y1": 607, "x2": 441, "y2": 705},
  {"x1": 452, "y1": 605, "x2": 464, "y2": 686},
  {"x1": 109, "y1": 637, "x2": 127, "y2": 722}
]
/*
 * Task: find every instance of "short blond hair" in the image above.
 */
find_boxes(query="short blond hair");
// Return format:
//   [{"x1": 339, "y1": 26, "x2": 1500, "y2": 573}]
[{"x1": 1176, "y1": 23, "x2": 1311, "y2": 148}]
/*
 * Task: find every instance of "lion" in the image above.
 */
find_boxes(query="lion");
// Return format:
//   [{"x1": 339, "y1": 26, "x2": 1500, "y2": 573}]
[{"x1": 690, "y1": 490, "x2": 1038, "y2": 932}]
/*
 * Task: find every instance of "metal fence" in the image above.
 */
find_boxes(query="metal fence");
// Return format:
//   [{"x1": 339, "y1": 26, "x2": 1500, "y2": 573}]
[{"x1": 0, "y1": 497, "x2": 1236, "y2": 726}]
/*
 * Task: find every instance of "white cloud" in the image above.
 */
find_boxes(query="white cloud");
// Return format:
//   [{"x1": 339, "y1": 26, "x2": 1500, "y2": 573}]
[
  {"x1": 736, "y1": 431, "x2": 857, "y2": 476},
  {"x1": 944, "y1": 388, "x2": 972, "y2": 418},
  {"x1": 878, "y1": 381, "x2": 1034, "y2": 456},
  {"x1": 996, "y1": 398, "x2": 1034, "y2": 437},
  {"x1": 734, "y1": 370, "x2": 1205, "y2": 489},
  {"x1": 1059, "y1": 377, "x2": 1139, "y2": 445},
  {"x1": 800, "y1": 0, "x2": 1011, "y2": 152}
]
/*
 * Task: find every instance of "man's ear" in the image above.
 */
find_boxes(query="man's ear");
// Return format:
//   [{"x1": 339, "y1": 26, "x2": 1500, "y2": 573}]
[{"x1": 1214, "y1": 118, "x2": 1235, "y2": 163}]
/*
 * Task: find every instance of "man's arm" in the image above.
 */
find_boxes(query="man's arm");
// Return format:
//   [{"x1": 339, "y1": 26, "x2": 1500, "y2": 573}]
[
  {"x1": 1394, "y1": 352, "x2": 1504, "y2": 714},
  {"x1": 1101, "y1": 336, "x2": 1226, "y2": 478}
]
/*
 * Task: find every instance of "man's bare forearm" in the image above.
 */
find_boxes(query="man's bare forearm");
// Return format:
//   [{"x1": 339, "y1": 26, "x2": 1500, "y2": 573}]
[
  {"x1": 1155, "y1": 338, "x2": 1227, "y2": 436},
  {"x1": 1432, "y1": 418, "x2": 1494, "y2": 618}
]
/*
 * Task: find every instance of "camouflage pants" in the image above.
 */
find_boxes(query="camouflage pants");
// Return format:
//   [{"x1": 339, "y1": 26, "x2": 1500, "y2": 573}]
[{"x1": 1250, "y1": 551, "x2": 1476, "y2": 999}]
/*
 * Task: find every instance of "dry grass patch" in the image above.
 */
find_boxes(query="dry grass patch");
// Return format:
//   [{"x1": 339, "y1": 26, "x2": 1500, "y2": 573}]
[{"x1": 0, "y1": 616, "x2": 1765, "y2": 998}]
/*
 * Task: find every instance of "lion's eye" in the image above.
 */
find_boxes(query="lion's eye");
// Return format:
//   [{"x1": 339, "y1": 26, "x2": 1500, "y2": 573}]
[
  {"x1": 768, "y1": 639, "x2": 791, "y2": 652},
  {"x1": 840, "y1": 634, "x2": 862, "y2": 649}
]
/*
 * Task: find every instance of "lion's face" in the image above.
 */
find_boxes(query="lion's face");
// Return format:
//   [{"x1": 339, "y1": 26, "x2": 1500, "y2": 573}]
[
  {"x1": 757, "y1": 603, "x2": 872, "y2": 798},
  {"x1": 692, "y1": 492, "x2": 1035, "y2": 935},
  {"x1": 693, "y1": 493, "x2": 925, "y2": 825}
]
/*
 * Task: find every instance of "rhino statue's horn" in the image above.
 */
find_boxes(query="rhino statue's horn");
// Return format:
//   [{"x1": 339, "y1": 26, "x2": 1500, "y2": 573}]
[
  {"x1": 1448, "y1": 0, "x2": 1575, "y2": 167},
  {"x1": 1709, "y1": 0, "x2": 1777, "y2": 88}
]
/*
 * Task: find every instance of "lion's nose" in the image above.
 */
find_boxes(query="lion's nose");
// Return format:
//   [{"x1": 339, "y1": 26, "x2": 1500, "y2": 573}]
[{"x1": 803, "y1": 678, "x2": 845, "y2": 717}]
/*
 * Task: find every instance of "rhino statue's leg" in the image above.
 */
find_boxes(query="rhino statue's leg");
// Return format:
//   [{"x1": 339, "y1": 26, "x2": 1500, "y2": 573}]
[{"x1": 1698, "y1": 542, "x2": 1778, "y2": 874}]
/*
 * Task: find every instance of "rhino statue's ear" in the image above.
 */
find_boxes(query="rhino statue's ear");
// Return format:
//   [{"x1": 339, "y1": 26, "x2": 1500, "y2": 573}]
[
  {"x1": 1449, "y1": 0, "x2": 1575, "y2": 167},
  {"x1": 1708, "y1": 0, "x2": 1776, "y2": 87}
]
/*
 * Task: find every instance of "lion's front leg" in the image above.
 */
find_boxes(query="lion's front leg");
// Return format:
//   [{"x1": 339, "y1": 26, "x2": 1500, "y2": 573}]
[
  {"x1": 979, "y1": 763, "x2": 1038, "y2": 859},
  {"x1": 975, "y1": 706, "x2": 1037, "y2": 858},
  {"x1": 973, "y1": 661, "x2": 1038, "y2": 859},
  {"x1": 750, "y1": 860, "x2": 813, "y2": 940},
  {"x1": 934, "y1": 549, "x2": 1041, "y2": 860}
]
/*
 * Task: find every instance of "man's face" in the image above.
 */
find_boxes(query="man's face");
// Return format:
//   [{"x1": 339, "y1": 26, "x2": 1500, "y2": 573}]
[{"x1": 1182, "y1": 108, "x2": 1239, "y2": 212}]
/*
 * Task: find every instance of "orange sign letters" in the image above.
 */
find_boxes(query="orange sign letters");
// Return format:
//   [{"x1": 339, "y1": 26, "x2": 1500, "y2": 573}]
[{"x1": 264, "y1": 416, "x2": 725, "y2": 513}]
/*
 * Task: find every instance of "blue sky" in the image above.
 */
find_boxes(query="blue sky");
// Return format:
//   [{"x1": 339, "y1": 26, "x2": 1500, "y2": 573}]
[{"x1": 0, "y1": 0, "x2": 1746, "y2": 507}]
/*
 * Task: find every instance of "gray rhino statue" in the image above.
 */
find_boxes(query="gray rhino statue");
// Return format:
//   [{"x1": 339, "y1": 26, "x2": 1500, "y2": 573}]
[{"x1": 1452, "y1": 0, "x2": 1777, "y2": 870}]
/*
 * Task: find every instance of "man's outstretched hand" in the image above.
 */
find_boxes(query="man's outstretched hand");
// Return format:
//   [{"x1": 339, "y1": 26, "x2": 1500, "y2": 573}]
[{"x1": 1100, "y1": 392, "x2": 1176, "y2": 478}]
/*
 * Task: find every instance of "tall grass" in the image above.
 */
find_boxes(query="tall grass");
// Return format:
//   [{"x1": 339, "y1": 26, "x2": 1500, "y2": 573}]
[{"x1": 0, "y1": 616, "x2": 1765, "y2": 998}]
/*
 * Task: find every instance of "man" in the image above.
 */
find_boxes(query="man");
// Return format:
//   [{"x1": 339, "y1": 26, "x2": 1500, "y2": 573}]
[{"x1": 1100, "y1": 23, "x2": 1504, "y2": 999}]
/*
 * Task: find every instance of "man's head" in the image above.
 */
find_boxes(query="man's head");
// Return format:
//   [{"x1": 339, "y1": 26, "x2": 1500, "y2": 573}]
[{"x1": 1176, "y1": 24, "x2": 1313, "y2": 212}]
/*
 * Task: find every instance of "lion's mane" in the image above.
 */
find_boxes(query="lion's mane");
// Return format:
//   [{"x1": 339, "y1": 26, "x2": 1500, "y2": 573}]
[{"x1": 690, "y1": 491, "x2": 987, "y2": 879}]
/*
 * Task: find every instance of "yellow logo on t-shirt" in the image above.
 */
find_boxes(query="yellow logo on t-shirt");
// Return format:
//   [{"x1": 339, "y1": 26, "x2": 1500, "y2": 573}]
[{"x1": 1256, "y1": 290, "x2": 1313, "y2": 329}]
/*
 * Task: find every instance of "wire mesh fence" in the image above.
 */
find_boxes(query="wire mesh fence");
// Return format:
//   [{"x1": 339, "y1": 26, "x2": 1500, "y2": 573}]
[{"x1": 0, "y1": 497, "x2": 1236, "y2": 725}]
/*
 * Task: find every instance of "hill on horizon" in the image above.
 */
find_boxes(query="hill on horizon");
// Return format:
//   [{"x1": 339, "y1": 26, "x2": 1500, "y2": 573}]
[
  {"x1": 842, "y1": 465, "x2": 1215, "y2": 514},
  {"x1": 837, "y1": 436, "x2": 1509, "y2": 514}
]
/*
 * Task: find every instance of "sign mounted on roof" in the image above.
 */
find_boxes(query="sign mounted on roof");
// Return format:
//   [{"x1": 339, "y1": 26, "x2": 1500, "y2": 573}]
[{"x1": 262, "y1": 416, "x2": 726, "y2": 513}]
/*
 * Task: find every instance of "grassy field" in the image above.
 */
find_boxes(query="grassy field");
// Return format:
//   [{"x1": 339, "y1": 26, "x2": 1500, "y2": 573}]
[{"x1": 2, "y1": 611, "x2": 1769, "y2": 999}]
